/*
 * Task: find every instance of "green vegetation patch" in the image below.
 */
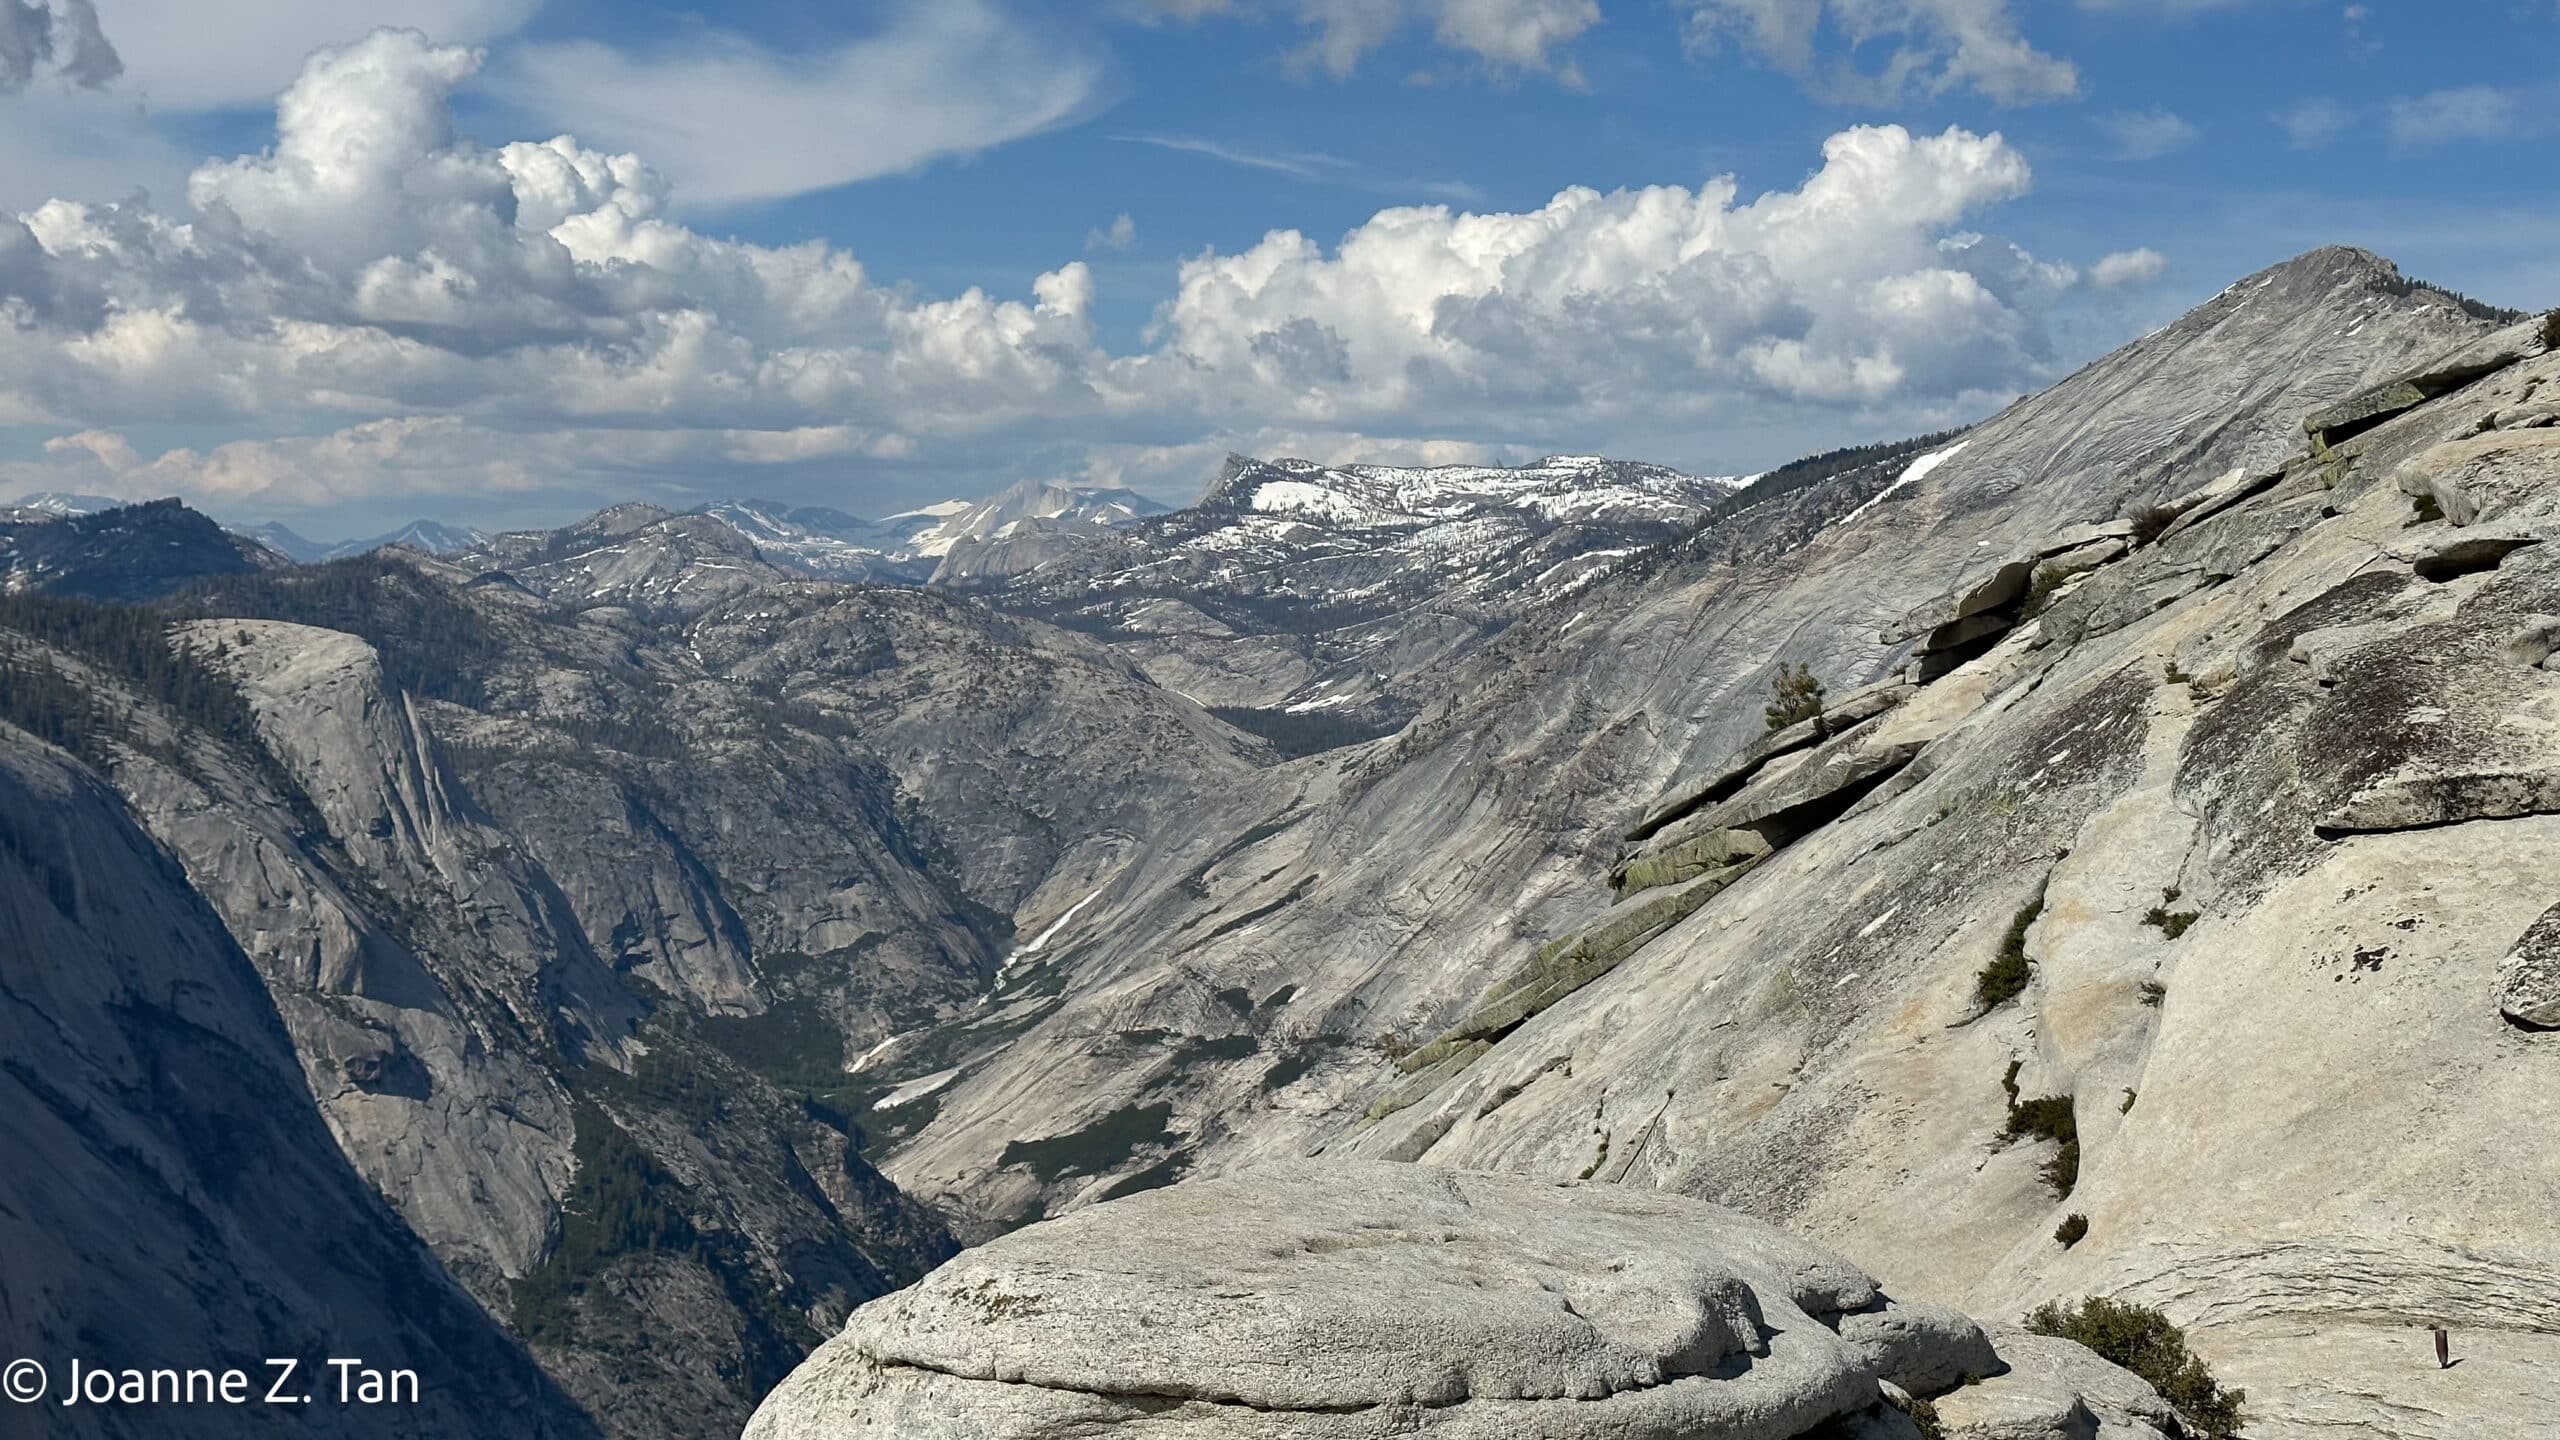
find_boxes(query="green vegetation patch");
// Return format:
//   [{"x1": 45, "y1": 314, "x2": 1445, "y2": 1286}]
[
  {"x1": 1974, "y1": 881, "x2": 2048, "y2": 1012},
  {"x1": 2003, "y1": 1091, "x2": 2081, "y2": 1200},
  {"x1": 2143, "y1": 907, "x2": 2199, "y2": 940},
  {"x1": 998, "y1": 1103, "x2": 1178, "y2": 1183},
  {"x1": 700, "y1": 992, "x2": 848, "y2": 1097},
  {"x1": 512, "y1": 1105, "x2": 698, "y2": 1345},
  {"x1": 1207, "y1": 705, "x2": 1404, "y2": 759},
  {"x1": 2025, "y1": 1296, "x2": 2247, "y2": 1439},
  {"x1": 179, "y1": 555, "x2": 506, "y2": 706}
]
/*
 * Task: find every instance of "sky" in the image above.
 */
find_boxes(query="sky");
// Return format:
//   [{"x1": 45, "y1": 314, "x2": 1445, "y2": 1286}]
[{"x1": 0, "y1": 0, "x2": 2554, "y2": 538}]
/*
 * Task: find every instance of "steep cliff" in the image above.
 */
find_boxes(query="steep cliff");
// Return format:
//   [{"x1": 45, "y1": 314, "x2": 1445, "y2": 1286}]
[{"x1": 0, "y1": 724, "x2": 596, "y2": 1440}]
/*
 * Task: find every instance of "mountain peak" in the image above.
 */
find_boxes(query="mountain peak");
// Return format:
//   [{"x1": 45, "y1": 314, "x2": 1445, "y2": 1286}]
[{"x1": 7, "y1": 491, "x2": 126, "y2": 519}]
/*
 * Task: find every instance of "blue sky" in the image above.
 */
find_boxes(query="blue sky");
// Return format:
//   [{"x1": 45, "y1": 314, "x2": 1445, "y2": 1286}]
[{"x1": 0, "y1": 0, "x2": 2552, "y2": 536}]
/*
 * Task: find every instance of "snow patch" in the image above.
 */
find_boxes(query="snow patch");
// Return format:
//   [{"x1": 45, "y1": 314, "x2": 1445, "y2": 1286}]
[
  {"x1": 872, "y1": 1067, "x2": 961, "y2": 1111},
  {"x1": 1836, "y1": 440, "x2": 1971, "y2": 530},
  {"x1": 1019, "y1": 886, "x2": 1106, "y2": 955}
]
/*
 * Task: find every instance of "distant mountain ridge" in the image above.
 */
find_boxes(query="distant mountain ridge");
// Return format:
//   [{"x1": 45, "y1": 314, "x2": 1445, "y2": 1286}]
[
  {"x1": 940, "y1": 451, "x2": 1743, "y2": 721},
  {"x1": 3, "y1": 491, "x2": 124, "y2": 520},
  {"x1": 693, "y1": 481, "x2": 1171, "y2": 586},
  {"x1": 242, "y1": 518, "x2": 491, "y2": 563},
  {"x1": 1, "y1": 497, "x2": 276, "y2": 599}
]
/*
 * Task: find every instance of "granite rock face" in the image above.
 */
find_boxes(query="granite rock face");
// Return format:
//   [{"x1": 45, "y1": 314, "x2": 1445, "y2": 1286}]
[
  {"x1": 858, "y1": 254, "x2": 2560, "y2": 1438},
  {"x1": 747, "y1": 1162, "x2": 2165, "y2": 1440}
]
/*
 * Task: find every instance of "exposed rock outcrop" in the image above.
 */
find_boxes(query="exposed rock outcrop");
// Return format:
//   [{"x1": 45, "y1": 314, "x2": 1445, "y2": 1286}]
[
  {"x1": 2306, "y1": 310, "x2": 2560, "y2": 449},
  {"x1": 0, "y1": 725, "x2": 595, "y2": 1440},
  {"x1": 747, "y1": 1162, "x2": 2169, "y2": 1440}
]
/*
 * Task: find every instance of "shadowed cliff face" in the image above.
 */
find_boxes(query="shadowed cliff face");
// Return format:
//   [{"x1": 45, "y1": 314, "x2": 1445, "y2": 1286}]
[{"x1": 0, "y1": 727, "x2": 599, "y2": 1440}]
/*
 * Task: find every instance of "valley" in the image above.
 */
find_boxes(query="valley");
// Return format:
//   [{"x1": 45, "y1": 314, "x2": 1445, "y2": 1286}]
[{"x1": 5, "y1": 247, "x2": 2557, "y2": 1438}]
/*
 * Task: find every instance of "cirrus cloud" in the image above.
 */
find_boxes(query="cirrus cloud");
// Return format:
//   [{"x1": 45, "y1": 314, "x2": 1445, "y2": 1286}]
[
  {"x1": 489, "y1": 1, "x2": 1107, "y2": 210},
  {"x1": 1676, "y1": 0, "x2": 2079, "y2": 105},
  {"x1": 1138, "y1": 0, "x2": 1600, "y2": 77}
]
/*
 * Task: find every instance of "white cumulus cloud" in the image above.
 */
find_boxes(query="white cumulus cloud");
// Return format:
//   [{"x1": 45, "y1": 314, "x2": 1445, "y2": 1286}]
[
  {"x1": 2090, "y1": 247, "x2": 2166, "y2": 288},
  {"x1": 1, "y1": 28, "x2": 2138, "y2": 517}
]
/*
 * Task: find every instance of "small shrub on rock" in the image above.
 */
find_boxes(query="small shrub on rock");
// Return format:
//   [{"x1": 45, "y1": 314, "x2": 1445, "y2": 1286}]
[
  {"x1": 2004, "y1": 1092, "x2": 2080, "y2": 1200},
  {"x1": 1974, "y1": 885, "x2": 2047, "y2": 1011},
  {"x1": 2130, "y1": 504, "x2": 2179, "y2": 546},
  {"x1": 2055, "y1": 1213, "x2": 2089, "y2": 1248},
  {"x1": 2040, "y1": 1141, "x2": 2081, "y2": 1199},
  {"x1": 2142, "y1": 904, "x2": 2198, "y2": 939},
  {"x1": 2025, "y1": 1296, "x2": 2247, "y2": 1439},
  {"x1": 1764, "y1": 662, "x2": 1826, "y2": 732}
]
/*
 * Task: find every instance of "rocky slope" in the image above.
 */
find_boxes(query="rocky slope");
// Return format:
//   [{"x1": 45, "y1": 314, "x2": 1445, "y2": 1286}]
[
  {"x1": 860, "y1": 249, "x2": 2557, "y2": 1435},
  {"x1": 750, "y1": 1161, "x2": 2188, "y2": 1440},
  {"x1": 461, "y1": 481, "x2": 1173, "y2": 602}
]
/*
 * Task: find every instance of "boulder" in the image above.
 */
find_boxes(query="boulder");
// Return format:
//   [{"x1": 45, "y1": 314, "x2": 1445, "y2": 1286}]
[
  {"x1": 2500, "y1": 615, "x2": 2560, "y2": 669},
  {"x1": 2029, "y1": 535, "x2": 2129, "y2": 594},
  {"x1": 2497, "y1": 903, "x2": 2560, "y2": 1029},
  {"x1": 1930, "y1": 1331, "x2": 2186, "y2": 1440},
  {"x1": 1882, "y1": 560, "x2": 2036, "y2": 645},
  {"x1": 1614, "y1": 824, "x2": 1771, "y2": 897},
  {"x1": 1919, "y1": 610, "x2": 2015, "y2": 656},
  {"x1": 1839, "y1": 1301, "x2": 2003, "y2": 1397},
  {"x1": 1730, "y1": 737, "x2": 1927, "y2": 838},
  {"x1": 745, "y1": 1162, "x2": 2167, "y2": 1440},
  {"x1": 2395, "y1": 429, "x2": 2560, "y2": 528}
]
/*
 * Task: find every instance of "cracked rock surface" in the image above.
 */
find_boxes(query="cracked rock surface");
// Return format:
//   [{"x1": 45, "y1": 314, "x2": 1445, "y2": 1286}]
[{"x1": 747, "y1": 1161, "x2": 2167, "y2": 1440}]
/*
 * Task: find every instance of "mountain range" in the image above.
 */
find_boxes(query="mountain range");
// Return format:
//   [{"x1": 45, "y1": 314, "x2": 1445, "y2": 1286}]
[{"x1": 5, "y1": 247, "x2": 2557, "y2": 1439}]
